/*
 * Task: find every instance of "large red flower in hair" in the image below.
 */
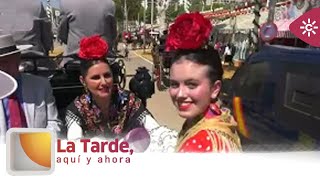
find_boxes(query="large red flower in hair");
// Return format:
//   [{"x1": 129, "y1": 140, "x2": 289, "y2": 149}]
[
  {"x1": 165, "y1": 12, "x2": 213, "y2": 51},
  {"x1": 78, "y1": 35, "x2": 109, "y2": 60}
]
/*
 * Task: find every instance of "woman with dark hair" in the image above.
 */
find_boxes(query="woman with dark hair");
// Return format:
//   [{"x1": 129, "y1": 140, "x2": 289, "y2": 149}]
[
  {"x1": 166, "y1": 12, "x2": 242, "y2": 153},
  {"x1": 64, "y1": 35, "x2": 168, "y2": 142}
]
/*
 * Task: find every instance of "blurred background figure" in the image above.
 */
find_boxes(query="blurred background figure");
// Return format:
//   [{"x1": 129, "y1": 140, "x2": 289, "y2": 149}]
[
  {"x1": 223, "y1": 43, "x2": 234, "y2": 66},
  {"x1": 57, "y1": 0, "x2": 117, "y2": 66},
  {"x1": 158, "y1": 30, "x2": 168, "y2": 46},
  {"x1": 122, "y1": 31, "x2": 131, "y2": 58},
  {"x1": 129, "y1": 67, "x2": 155, "y2": 107},
  {"x1": 0, "y1": 0, "x2": 54, "y2": 55}
]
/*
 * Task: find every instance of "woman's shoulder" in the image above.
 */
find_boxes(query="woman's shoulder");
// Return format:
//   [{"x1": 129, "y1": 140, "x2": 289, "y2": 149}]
[
  {"x1": 177, "y1": 128, "x2": 241, "y2": 153},
  {"x1": 176, "y1": 106, "x2": 242, "y2": 153},
  {"x1": 65, "y1": 95, "x2": 84, "y2": 119},
  {"x1": 66, "y1": 95, "x2": 81, "y2": 111}
]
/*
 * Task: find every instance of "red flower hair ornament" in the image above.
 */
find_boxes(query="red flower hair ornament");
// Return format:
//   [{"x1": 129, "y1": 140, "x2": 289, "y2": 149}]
[
  {"x1": 165, "y1": 12, "x2": 213, "y2": 51},
  {"x1": 78, "y1": 35, "x2": 109, "y2": 60}
]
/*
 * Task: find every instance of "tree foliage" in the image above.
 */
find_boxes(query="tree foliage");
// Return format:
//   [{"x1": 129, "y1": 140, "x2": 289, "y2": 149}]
[
  {"x1": 137, "y1": 4, "x2": 158, "y2": 24},
  {"x1": 165, "y1": 1, "x2": 227, "y2": 23},
  {"x1": 114, "y1": 0, "x2": 143, "y2": 22},
  {"x1": 166, "y1": 0, "x2": 185, "y2": 22},
  {"x1": 189, "y1": 1, "x2": 227, "y2": 12},
  {"x1": 113, "y1": 0, "x2": 231, "y2": 27}
]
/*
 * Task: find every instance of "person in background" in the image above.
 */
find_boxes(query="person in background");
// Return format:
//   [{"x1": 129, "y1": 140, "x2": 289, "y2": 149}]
[
  {"x1": 122, "y1": 31, "x2": 131, "y2": 58},
  {"x1": 0, "y1": 34, "x2": 63, "y2": 143},
  {"x1": 57, "y1": 0, "x2": 117, "y2": 66},
  {"x1": 0, "y1": 0, "x2": 54, "y2": 55},
  {"x1": 159, "y1": 30, "x2": 168, "y2": 46},
  {"x1": 165, "y1": 12, "x2": 242, "y2": 153},
  {"x1": 214, "y1": 41, "x2": 222, "y2": 56},
  {"x1": 223, "y1": 43, "x2": 234, "y2": 66}
]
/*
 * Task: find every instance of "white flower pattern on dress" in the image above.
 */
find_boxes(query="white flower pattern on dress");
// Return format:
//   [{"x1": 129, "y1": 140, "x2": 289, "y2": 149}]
[{"x1": 146, "y1": 126, "x2": 178, "y2": 153}]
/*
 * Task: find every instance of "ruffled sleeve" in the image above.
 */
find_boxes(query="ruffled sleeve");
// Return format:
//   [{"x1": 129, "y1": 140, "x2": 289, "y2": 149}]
[
  {"x1": 147, "y1": 125, "x2": 178, "y2": 153},
  {"x1": 65, "y1": 99, "x2": 84, "y2": 140},
  {"x1": 130, "y1": 110, "x2": 179, "y2": 153}
]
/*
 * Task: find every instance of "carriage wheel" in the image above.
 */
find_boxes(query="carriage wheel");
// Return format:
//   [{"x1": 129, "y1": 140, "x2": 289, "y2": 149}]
[
  {"x1": 162, "y1": 66, "x2": 170, "y2": 88},
  {"x1": 117, "y1": 58, "x2": 127, "y2": 89}
]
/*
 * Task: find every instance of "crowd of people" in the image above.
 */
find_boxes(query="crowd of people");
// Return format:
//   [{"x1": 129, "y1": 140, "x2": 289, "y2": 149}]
[{"x1": 0, "y1": 0, "x2": 243, "y2": 153}]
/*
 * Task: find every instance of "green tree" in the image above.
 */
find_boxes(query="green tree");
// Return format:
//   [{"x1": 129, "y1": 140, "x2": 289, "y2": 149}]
[
  {"x1": 210, "y1": 3, "x2": 229, "y2": 11},
  {"x1": 149, "y1": 4, "x2": 158, "y2": 24},
  {"x1": 137, "y1": 3, "x2": 158, "y2": 25},
  {"x1": 114, "y1": 0, "x2": 143, "y2": 24},
  {"x1": 166, "y1": 0, "x2": 185, "y2": 22},
  {"x1": 189, "y1": 0, "x2": 202, "y2": 12}
]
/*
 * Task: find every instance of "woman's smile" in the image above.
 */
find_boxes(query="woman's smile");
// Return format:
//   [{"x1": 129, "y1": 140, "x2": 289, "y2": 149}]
[
  {"x1": 98, "y1": 86, "x2": 111, "y2": 93},
  {"x1": 178, "y1": 102, "x2": 192, "y2": 111}
]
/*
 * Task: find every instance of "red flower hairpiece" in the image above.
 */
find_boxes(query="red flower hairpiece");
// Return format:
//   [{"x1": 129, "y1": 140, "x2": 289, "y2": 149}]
[
  {"x1": 78, "y1": 35, "x2": 109, "y2": 60},
  {"x1": 165, "y1": 12, "x2": 213, "y2": 51}
]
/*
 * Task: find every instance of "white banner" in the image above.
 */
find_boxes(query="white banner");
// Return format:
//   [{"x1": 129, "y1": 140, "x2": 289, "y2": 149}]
[{"x1": 1, "y1": 143, "x2": 320, "y2": 179}]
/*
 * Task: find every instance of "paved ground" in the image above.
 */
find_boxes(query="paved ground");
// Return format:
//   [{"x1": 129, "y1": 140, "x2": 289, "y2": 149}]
[{"x1": 124, "y1": 49, "x2": 185, "y2": 131}]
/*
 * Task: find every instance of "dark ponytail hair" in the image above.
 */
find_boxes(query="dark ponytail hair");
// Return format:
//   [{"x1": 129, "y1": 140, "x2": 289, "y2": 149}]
[{"x1": 171, "y1": 46, "x2": 223, "y2": 84}]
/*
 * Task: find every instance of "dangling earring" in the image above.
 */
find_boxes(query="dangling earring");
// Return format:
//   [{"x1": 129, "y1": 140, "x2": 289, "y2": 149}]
[
  {"x1": 210, "y1": 103, "x2": 221, "y2": 115},
  {"x1": 84, "y1": 84, "x2": 89, "y2": 93},
  {"x1": 84, "y1": 84, "x2": 91, "y2": 103}
]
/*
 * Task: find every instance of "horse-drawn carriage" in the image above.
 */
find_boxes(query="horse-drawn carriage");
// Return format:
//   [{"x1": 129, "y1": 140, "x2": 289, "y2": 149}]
[{"x1": 151, "y1": 44, "x2": 174, "y2": 91}]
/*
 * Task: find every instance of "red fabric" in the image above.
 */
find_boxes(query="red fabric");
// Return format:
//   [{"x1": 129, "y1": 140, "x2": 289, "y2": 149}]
[
  {"x1": 178, "y1": 129, "x2": 230, "y2": 153},
  {"x1": 178, "y1": 130, "x2": 213, "y2": 153},
  {"x1": 8, "y1": 94, "x2": 27, "y2": 128},
  {"x1": 123, "y1": 32, "x2": 131, "y2": 39}
]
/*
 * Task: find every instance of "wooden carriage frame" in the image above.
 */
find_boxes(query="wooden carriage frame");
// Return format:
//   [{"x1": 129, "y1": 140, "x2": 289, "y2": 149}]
[{"x1": 151, "y1": 45, "x2": 173, "y2": 91}]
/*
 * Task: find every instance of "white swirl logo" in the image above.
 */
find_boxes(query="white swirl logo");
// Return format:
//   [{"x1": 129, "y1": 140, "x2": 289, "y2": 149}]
[{"x1": 300, "y1": 18, "x2": 319, "y2": 37}]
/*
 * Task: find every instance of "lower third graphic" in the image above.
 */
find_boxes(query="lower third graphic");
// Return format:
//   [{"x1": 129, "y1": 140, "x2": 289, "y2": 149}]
[{"x1": 6, "y1": 128, "x2": 55, "y2": 175}]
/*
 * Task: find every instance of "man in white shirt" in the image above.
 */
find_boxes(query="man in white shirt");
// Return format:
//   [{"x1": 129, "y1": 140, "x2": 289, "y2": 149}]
[{"x1": 223, "y1": 44, "x2": 234, "y2": 66}]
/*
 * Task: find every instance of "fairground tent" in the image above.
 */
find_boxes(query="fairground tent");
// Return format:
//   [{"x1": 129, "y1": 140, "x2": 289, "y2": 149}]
[
  {"x1": 214, "y1": 11, "x2": 268, "y2": 33},
  {"x1": 214, "y1": 11, "x2": 297, "y2": 38}
]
